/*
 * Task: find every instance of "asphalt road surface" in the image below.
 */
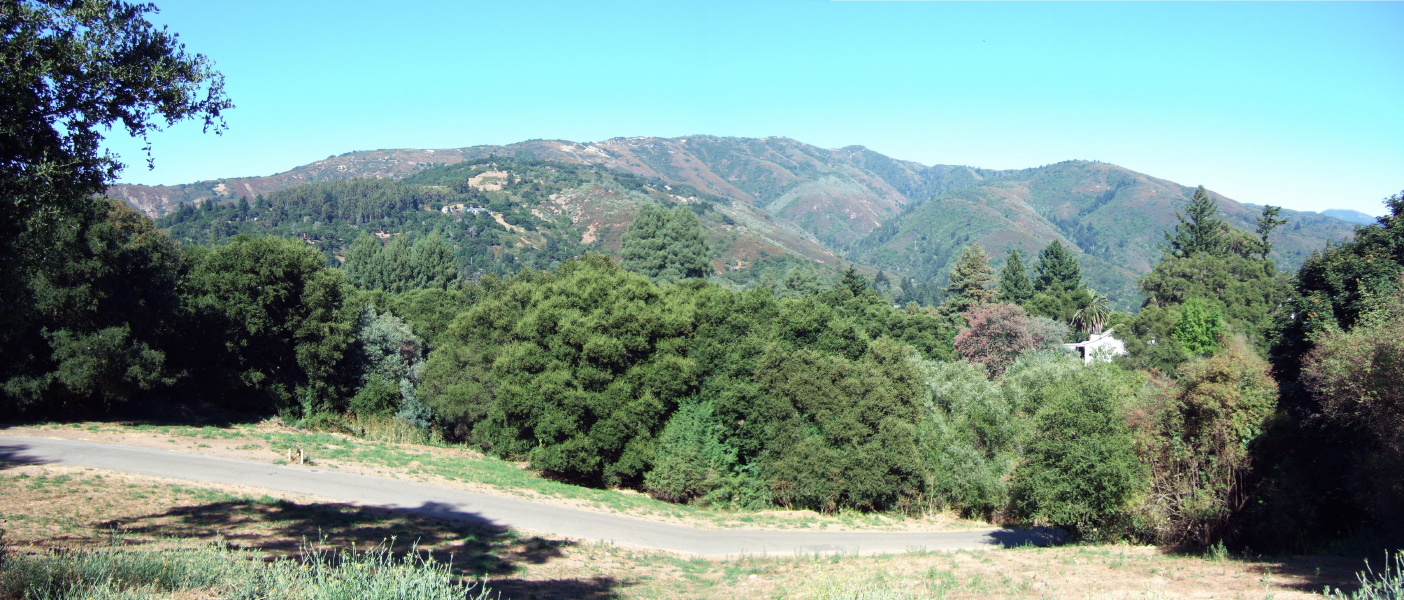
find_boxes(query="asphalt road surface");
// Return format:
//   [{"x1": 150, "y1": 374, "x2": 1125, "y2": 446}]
[{"x1": 0, "y1": 435, "x2": 1062, "y2": 556}]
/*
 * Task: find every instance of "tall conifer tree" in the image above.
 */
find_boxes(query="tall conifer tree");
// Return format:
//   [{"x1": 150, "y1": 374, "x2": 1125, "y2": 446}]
[
  {"x1": 840, "y1": 266, "x2": 868, "y2": 297},
  {"x1": 374, "y1": 235, "x2": 416, "y2": 293},
  {"x1": 661, "y1": 206, "x2": 711, "y2": 280},
  {"x1": 1254, "y1": 205, "x2": 1288, "y2": 259},
  {"x1": 620, "y1": 204, "x2": 670, "y2": 277},
  {"x1": 621, "y1": 204, "x2": 711, "y2": 281},
  {"x1": 410, "y1": 234, "x2": 458, "y2": 290},
  {"x1": 1165, "y1": 186, "x2": 1227, "y2": 258},
  {"x1": 342, "y1": 233, "x2": 381, "y2": 290},
  {"x1": 1034, "y1": 240, "x2": 1082, "y2": 293},
  {"x1": 997, "y1": 249, "x2": 1034, "y2": 304},
  {"x1": 945, "y1": 243, "x2": 998, "y2": 310}
]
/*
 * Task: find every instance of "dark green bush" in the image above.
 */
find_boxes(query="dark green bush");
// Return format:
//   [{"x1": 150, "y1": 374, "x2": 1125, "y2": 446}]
[{"x1": 1012, "y1": 363, "x2": 1147, "y2": 538}]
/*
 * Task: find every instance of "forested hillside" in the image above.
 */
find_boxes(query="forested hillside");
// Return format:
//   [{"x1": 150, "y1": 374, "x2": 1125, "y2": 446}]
[
  {"x1": 852, "y1": 161, "x2": 1355, "y2": 308},
  {"x1": 155, "y1": 157, "x2": 846, "y2": 281},
  {"x1": 114, "y1": 137, "x2": 1355, "y2": 306}
]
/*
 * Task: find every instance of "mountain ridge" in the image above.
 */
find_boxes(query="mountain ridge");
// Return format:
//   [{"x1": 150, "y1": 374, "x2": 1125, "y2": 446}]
[{"x1": 110, "y1": 136, "x2": 1357, "y2": 308}]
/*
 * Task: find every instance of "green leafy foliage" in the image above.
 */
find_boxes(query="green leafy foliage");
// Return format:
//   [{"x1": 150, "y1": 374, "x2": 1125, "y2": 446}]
[
  {"x1": 1139, "y1": 247, "x2": 1290, "y2": 351},
  {"x1": 348, "y1": 376, "x2": 400, "y2": 418},
  {"x1": 915, "y1": 359, "x2": 1019, "y2": 516},
  {"x1": 419, "y1": 254, "x2": 955, "y2": 506},
  {"x1": 420, "y1": 255, "x2": 700, "y2": 485},
  {"x1": 757, "y1": 338, "x2": 925, "y2": 512},
  {"x1": 353, "y1": 306, "x2": 425, "y2": 387},
  {"x1": 0, "y1": 2, "x2": 228, "y2": 416},
  {"x1": 181, "y1": 236, "x2": 357, "y2": 416},
  {"x1": 1291, "y1": 192, "x2": 1404, "y2": 334},
  {"x1": 1173, "y1": 298, "x2": 1225, "y2": 357},
  {"x1": 1301, "y1": 281, "x2": 1404, "y2": 523},
  {"x1": 1130, "y1": 339, "x2": 1278, "y2": 546},
  {"x1": 1122, "y1": 195, "x2": 1292, "y2": 373},
  {"x1": 1, "y1": 200, "x2": 184, "y2": 413},
  {"x1": 0, "y1": 0, "x2": 230, "y2": 240},
  {"x1": 1012, "y1": 364, "x2": 1147, "y2": 538},
  {"x1": 1116, "y1": 304, "x2": 1188, "y2": 374},
  {"x1": 343, "y1": 233, "x2": 460, "y2": 292}
]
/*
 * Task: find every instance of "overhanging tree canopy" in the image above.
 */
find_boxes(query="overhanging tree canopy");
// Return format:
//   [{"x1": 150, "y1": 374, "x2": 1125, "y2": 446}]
[{"x1": 0, "y1": 0, "x2": 232, "y2": 233}]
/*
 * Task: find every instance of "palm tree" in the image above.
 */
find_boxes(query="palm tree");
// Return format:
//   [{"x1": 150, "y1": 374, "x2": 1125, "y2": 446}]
[{"x1": 1072, "y1": 290, "x2": 1112, "y2": 337}]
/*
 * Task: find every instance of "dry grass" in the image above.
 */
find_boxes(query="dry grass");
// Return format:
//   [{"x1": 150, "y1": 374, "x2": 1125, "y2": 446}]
[{"x1": 0, "y1": 464, "x2": 1362, "y2": 599}]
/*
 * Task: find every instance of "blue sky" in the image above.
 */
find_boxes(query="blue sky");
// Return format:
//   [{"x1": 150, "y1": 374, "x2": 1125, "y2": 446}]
[{"x1": 104, "y1": 1, "x2": 1403, "y2": 216}]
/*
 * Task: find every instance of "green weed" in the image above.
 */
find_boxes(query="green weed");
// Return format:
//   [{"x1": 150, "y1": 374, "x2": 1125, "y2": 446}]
[{"x1": 1328, "y1": 552, "x2": 1404, "y2": 600}]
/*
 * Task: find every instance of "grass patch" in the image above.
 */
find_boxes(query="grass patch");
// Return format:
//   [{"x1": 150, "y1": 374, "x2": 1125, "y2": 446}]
[{"x1": 0, "y1": 540, "x2": 494, "y2": 600}]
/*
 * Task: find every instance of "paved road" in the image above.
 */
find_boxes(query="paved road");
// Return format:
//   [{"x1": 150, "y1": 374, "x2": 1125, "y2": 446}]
[{"x1": 0, "y1": 435, "x2": 1061, "y2": 557}]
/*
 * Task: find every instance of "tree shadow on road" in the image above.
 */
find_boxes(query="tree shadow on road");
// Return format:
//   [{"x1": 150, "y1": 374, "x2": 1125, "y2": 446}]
[
  {"x1": 0, "y1": 444, "x2": 50, "y2": 470},
  {"x1": 986, "y1": 526, "x2": 1068, "y2": 548},
  {"x1": 94, "y1": 497, "x2": 630, "y2": 598}
]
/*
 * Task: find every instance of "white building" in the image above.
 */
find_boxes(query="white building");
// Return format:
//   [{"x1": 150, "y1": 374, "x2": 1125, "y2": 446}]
[{"x1": 1063, "y1": 330, "x2": 1127, "y2": 365}]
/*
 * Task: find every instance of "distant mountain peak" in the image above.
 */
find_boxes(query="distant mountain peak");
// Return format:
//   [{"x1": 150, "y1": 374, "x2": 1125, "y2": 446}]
[{"x1": 1320, "y1": 208, "x2": 1376, "y2": 225}]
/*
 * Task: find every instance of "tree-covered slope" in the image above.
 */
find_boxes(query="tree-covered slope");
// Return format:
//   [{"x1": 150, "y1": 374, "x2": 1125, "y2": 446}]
[
  {"x1": 852, "y1": 161, "x2": 1355, "y2": 308},
  {"x1": 117, "y1": 137, "x2": 1359, "y2": 308},
  {"x1": 112, "y1": 137, "x2": 922, "y2": 250},
  {"x1": 155, "y1": 157, "x2": 844, "y2": 279}
]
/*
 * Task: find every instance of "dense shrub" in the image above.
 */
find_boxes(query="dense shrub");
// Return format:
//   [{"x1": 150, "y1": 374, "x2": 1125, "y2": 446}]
[
  {"x1": 1301, "y1": 280, "x2": 1404, "y2": 524},
  {"x1": 1129, "y1": 338, "x2": 1278, "y2": 546},
  {"x1": 1012, "y1": 362, "x2": 1147, "y2": 538},
  {"x1": 915, "y1": 359, "x2": 1020, "y2": 516},
  {"x1": 420, "y1": 255, "x2": 700, "y2": 485},
  {"x1": 182, "y1": 236, "x2": 358, "y2": 416},
  {"x1": 758, "y1": 338, "x2": 925, "y2": 512},
  {"x1": 419, "y1": 254, "x2": 954, "y2": 509}
]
